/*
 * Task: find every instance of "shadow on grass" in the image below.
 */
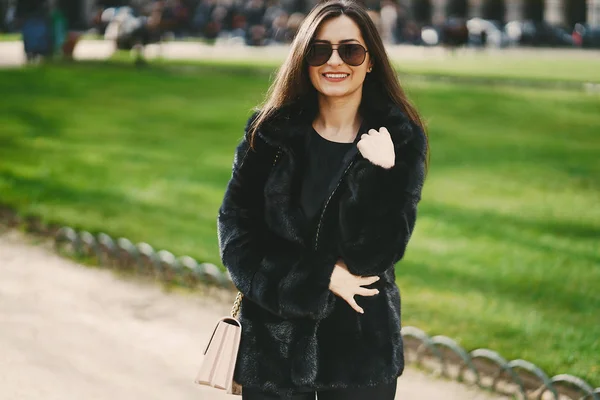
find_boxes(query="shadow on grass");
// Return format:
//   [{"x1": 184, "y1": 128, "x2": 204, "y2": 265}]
[
  {"x1": 407, "y1": 201, "x2": 600, "y2": 315},
  {"x1": 401, "y1": 254, "x2": 599, "y2": 318},
  {"x1": 424, "y1": 201, "x2": 599, "y2": 242},
  {"x1": 54, "y1": 58, "x2": 278, "y2": 79},
  {"x1": 0, "y1": 168, "x2": 199, "y2": 224},
  {"x1": 2, "y1": 106, "x2": 64, "y2": 138},
  {"x1": 421, "y1": 202, "x2": 600, "y2": 264}
]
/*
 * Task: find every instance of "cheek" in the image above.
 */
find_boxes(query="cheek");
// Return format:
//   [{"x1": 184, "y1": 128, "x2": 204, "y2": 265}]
[
  {"x1": 351, "y1": 67, "x2": 368, "y2": 86},
  {"x1": 308, "y1": 67, "x2": 320, "y2": 88}
]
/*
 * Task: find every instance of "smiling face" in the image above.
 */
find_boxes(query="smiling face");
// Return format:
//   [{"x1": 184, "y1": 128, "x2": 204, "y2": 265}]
[{"x1": 308, "y1": 15, "x2": 372, "y2": 100}]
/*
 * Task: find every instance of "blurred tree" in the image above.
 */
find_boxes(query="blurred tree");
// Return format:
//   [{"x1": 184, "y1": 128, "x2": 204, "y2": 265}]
[
  {"x1": 97, "y1": 0, "x2": 129, "y2": 8},
  {"x1": 566, "y1": 0, "x2": 586, "y2": 28},
  {"x1": 447, "y1": 0, "x2": 467, "y2": 18},
  {"x1": 482, "y1": 0, "x2": 505, "y2": 21},
  {"x1": 524, "y1": 0, "x2": 543, "y2": 22},
  {"x1": 16, "y1": 0, "x2": 49, "y2": 20},
  {"x1": 412, "y1": 0, "x2": 431, "y2": 24},
  {"x1": 0, "y1": 1, "x2": 6, "y2": 31},
  {"x1": 57, "y1": 0, "x2": 82, "y2": 29}
]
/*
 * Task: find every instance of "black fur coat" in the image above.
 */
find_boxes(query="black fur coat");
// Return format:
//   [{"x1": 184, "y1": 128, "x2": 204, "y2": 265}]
[{"x1": 217, "y1": 100, "x2": 427, "y2": 396}]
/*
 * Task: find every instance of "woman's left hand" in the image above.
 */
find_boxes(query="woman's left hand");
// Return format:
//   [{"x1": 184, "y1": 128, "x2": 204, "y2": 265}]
[{"x1": 357, "y1": 127, "x2": 395, "y2": 169}]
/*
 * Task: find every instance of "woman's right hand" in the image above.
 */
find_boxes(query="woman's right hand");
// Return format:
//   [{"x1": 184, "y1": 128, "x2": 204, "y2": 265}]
[{"x1": 328, "y1": 259, "x2": 380, "y2": 314}]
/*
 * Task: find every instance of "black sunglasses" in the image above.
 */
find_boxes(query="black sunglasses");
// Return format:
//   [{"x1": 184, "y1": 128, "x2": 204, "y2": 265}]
[{"x1": 306, "y1": 43, "x2": 368, "y2": 67}]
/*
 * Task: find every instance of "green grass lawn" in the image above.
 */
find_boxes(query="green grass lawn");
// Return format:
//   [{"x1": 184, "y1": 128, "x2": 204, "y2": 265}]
[
  {"x1": 115, "y1": 48, "x2": 600, "y2": 84},
  {"x1": 0, "y1": 33, "x2": 20, "y2": 41},
  {"x1": 0, "y1": 62, "x2": 598, "y2": 385},
  {"x1": 108, "y1": 47, "x2": 600, "y2": 85},
  {"x1": 392, "y1": 51, "x2": 600, "y2": 84}
]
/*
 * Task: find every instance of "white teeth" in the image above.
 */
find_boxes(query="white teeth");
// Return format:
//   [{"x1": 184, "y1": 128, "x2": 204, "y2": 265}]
[{"x1": 324, "y1": 73, "x2": 349, "y2": 78}]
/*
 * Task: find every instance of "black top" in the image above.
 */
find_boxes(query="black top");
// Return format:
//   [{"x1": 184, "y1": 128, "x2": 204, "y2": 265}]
[{"x1": 300, "y1": 126, "x2": 356, "y2": 229}]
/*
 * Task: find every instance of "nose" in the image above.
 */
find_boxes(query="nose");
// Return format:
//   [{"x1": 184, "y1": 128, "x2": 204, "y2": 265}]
[{"x1": 327, "y1": 48, "x2": 344, "y2": 66}]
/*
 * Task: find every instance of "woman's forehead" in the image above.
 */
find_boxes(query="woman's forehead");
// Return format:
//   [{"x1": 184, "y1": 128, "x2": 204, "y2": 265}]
[{"x1": 315, "y1": 15, "x2": 365, "y2": 44}]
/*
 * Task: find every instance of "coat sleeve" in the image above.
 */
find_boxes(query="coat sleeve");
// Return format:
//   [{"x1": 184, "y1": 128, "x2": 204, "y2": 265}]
[
  {"x1": 217, "y1": 120, "x2": 337, "y2": 320},
  {"x1": 337, "y1": 123, "x2": 427, "y2": 276}
]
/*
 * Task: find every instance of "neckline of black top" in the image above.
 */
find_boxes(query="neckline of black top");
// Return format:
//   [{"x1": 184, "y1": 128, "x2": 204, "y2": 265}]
[{"x1": 311, "y1": 126, "x2": 357, "y2": 146}]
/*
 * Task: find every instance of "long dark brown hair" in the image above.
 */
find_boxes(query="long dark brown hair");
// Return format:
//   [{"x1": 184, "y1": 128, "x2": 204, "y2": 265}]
[{"x1": 248, "y1": 0, "x2": 428, "y2": 158}]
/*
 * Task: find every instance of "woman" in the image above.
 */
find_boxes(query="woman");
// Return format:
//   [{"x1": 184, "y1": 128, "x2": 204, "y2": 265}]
[{"x1": 217, "y1": 0, "x2": 428, "y2": 398}]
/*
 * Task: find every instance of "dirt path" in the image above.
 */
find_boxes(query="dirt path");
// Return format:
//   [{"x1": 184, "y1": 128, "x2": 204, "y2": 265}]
[{"x1": 0, "y1": 230, "x2": 506, "y2": 400}]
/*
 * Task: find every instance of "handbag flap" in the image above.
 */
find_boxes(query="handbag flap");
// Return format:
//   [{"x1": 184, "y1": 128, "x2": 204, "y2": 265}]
[
  {"x1": 196, "y1": 317, "x2": 243, "y2": 394},
  {"x1": 203, "y1": 317, "x2": 242, "y2": 355}
]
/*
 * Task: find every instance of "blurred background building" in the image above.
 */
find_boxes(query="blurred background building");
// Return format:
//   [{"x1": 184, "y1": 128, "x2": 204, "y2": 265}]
[
  {"x1": 2, "y1": 0, "x2": 599, "y2": 32},
  {"x1": 2, "y1": 0, "x2": 599, "y2": 50}
]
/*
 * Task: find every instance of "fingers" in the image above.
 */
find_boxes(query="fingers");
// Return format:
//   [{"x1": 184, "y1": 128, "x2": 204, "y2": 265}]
[
  {"x1": 368, "y1": 128, "x2": 389, "y2": 136},
  {"x1": 345, "y1": 287, "x2": 380, "y2": 315},
  {"x1": 359, "y1": 275, "x2": 380, "y2": 286},
  {"x1": 360, "y1": 128, "x2": 388, "y2": 145},
  {"x1": 347, "y1": 296, "x2": 364, "y2": 314},
  {"x1": 356, "y1": 287, "x2": 379, "y2": 297}
]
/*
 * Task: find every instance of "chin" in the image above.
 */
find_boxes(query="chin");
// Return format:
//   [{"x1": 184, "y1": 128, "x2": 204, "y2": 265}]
[
  {"x1": 321, "y1": 91, "x2": 349, "y2": 98},
  {"x1": 319, "y1": 87, "x2": 354, "y2": 98}
]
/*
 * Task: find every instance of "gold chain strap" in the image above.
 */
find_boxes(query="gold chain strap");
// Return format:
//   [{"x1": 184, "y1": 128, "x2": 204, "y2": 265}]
[{"x1": 231, "y1": 291, "x2": 243, "y2": 318}]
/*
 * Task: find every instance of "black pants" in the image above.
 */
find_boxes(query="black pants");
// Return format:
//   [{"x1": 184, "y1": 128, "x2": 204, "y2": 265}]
[{"x1": 242, "y1": 380, "x2": 397, "y2": 400}]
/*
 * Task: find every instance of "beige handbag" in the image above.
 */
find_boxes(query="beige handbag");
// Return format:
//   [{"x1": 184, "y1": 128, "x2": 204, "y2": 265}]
[
  {"x1": 195, "y1": 292, "x2": 244, "y2": 396},
  {"x1": 196, "y1": 151, "x2": 279, "y2": 394}
]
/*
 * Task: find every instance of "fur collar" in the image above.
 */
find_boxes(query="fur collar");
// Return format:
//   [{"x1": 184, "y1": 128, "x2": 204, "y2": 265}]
[{"x1": 249, "y1": 99, "x2": 417, "y2": 152}]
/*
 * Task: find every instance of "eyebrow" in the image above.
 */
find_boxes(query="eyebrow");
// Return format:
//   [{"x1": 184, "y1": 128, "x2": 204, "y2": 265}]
[{"x1": 313, "y1": 39, "x2": 360, "y2": 44}]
